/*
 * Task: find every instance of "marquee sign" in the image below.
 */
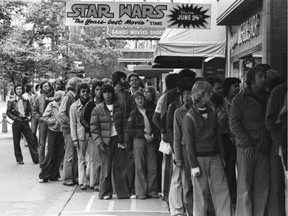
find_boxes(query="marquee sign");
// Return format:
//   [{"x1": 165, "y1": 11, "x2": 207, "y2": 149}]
[
  {"x1": 105, "y1": 27, "x2": 164, "y2": 39},
  {"x1": 66, "y1": 2, "x2": 211, "y2": 29}
]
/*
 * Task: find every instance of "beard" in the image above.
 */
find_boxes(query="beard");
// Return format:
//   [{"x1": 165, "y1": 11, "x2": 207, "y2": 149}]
[{"x1": 210, "y1": 94, "x2": 224, "y2": 106}]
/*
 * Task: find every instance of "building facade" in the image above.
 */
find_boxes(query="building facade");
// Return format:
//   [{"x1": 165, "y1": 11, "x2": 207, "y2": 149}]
[{"x1": 217, "y1": 0, "x2": 287, "y2": 81}]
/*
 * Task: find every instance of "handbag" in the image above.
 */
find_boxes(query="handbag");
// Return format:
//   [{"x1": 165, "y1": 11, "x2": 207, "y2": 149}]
[{"x1": 159, "y1": 140, "x2": 172, "y2": 155}]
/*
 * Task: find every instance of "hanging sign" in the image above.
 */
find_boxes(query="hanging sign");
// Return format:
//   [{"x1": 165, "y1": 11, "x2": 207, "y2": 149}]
[
  {"x1": 66, "y1": 1, "x2": 211, "y2": 29},
  {"x1": 105, "y1": 27, "x2": 165, "y2": 39}
]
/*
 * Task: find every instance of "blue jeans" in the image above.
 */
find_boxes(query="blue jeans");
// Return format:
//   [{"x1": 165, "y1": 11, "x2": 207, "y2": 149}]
[
  {"x1": 133, "y1": 137, "x2": 158, "y2": 197},
  {"x1": 38, "y1": 121, "x2": 48, "y2": 164},
  {"x1": 236, "y1": 148, "x2": 269, "y2": 216},
  {"x1": 62, "y1": 131, "x2": 78, "y2": 184},
  {"x1": 99, "y1": 136, "x2": 130, "y2": 199}
]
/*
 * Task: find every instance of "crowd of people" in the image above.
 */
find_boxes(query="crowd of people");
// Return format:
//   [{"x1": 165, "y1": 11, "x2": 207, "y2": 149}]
[{"x1": 6, "y1": 66, "x2": 287, "y2": 216}]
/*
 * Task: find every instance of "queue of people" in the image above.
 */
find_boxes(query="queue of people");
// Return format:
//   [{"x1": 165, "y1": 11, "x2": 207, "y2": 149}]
[{"x1": 6, "y1": 65, "x2": 287, "y2": 216}]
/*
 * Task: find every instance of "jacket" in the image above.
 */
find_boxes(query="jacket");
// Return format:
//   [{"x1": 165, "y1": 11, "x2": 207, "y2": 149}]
[
  {"x1": 127, "y1": 107, "x2": 157, "y2": 139},
  {"x1": 42, "y1": 100, "x2": 62, "y2": 132},
  {"x1": 183, "y1": 104, "x2": 224, "y2": 168},
  {"x1": 32, "y1": 91, "x2": 54, "y2": 120},
  {"x1": 70, "y1": 99, "x2": 86, "y2": 142},
  {"x1": 230, "y1": 87, "x2": 271, "y2": 154},
  {"x1": 173, "y1": 104, "x2": 190, "y2": 163},
  {"x1": 265, "y1": 83, "x2": 287, "y2": 155},
  {"x1": 166, "y1": 99, "x2": 182, "y2": 150},
  {"x1": 6, "y1": 96, "x2": 31, "y2": 121},
  {"x1": 90, "y1": 102, "x2": 128, "y2": 147},
  {"x1": 114, "y1": 85, "x2": 133, "y2": 119},
  {"x1": 58, "y1": 91, "x2": 76, "y2": 133}
]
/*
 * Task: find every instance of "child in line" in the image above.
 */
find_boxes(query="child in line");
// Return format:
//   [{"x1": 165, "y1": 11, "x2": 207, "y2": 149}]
[{"x1": 128, "y1": 91, "x2": 159, "y2": 199}]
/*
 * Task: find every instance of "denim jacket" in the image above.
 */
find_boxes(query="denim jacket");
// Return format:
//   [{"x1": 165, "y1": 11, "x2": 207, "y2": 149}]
[{"x1": 70, "y1": 99, "x2": 86, "y2": 142}]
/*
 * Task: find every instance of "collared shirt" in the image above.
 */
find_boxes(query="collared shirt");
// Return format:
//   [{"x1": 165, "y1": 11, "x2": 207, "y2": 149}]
[{"x1": 16, "y1": 96, "x2": 25, "y2": 116}]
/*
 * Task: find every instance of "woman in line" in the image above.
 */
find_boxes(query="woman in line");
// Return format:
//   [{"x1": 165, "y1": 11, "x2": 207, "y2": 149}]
[
  {"x1": 144, "y1": 86, "x2": 157, "y2": 110},
  {"x1": 90, "y1": 84, "x2": 130, "y2": 199},
  {"x1": 128, "y1": 91, "x2": 159, "y2": 199}
]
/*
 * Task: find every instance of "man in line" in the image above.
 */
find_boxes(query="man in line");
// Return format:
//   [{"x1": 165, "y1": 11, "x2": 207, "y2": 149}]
[
  {"x1": 32, "y1": 80, "x2": 54, "y2": 165},
  {"x1": 7, "y1": 84, "x2": 39, "y2": 164},
  {"x1": 230, "y1": 66, "x2": 271, "y2": 216},
  {"x1": 58, "y1": 77, "x2": 83, "y2": 186},
  {"x1": 206, "y1": 76, "x2": 237, "y2": 205},
  {"x1": 70, "y1": 82, "x2": 91, "y2": 190},
  {"x1": 128, "y1": 73, "x2": 142, "y2": 94},
  {"x1": 111, "y1": 71, "x2": 132, "y2": 198}
]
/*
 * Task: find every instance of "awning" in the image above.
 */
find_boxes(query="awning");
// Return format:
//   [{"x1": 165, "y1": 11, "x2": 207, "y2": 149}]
[
  {"x1": 217, "y1": 0, "x2": 262, "y2": 26},
  {"x1": 133, "y1": 65, "x2": 172, "y2": 78},
  {"x1": 153, "y1": 1, "x2": 226, "y2": 68}
]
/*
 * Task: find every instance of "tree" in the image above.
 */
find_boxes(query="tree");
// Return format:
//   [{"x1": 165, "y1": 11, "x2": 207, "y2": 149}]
[
  {"x1": 69, "y1": 26, "x2": 126, "y2": 80},
  {"x1": 0, "y1": 0, "x2": 125, "y2": 85}
]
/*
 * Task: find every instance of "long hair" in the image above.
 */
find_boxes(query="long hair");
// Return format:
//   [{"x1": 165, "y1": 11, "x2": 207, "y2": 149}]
[
  {"x1": 144, "y1": 86, "x2": 156, "y2": 103},
  {"x1": 246, "y1": 66, "x2": 266, "y2": 88},
  {"x1": 191, "y1": 81, "x2": 212, "y2": 104},
  {"x1": 223, "y1": 77, "x2": 241, "y2": 97},
  {"x1": 91, "y1": 80, "x2": 104, "y2": 99},
  {"x1": 100, "y1": 84, "x2": 117, "y2": 103}
]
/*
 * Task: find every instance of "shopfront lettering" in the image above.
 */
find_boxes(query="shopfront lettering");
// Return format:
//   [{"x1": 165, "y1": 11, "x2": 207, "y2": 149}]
[{"x1": 239, "y1": 14, "x2": 260, "y2": 44}]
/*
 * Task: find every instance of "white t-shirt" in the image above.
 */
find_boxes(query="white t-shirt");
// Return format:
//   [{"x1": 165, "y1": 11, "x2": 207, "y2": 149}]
[
  {"x1": 138, "y1": 108, "x2": 151, "y2": 134},
  {"x1": 155, "y1": 94, "x2": 165, "y2": 114},
  {"x1": 106, "y1": 104, "x2": 118, "y2": 136}
]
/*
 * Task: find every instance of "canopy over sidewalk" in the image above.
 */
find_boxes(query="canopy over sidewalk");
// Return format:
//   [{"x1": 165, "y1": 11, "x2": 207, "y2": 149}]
[{"x1": 153, "y1": 0, "x2": 226, "y2": 68}]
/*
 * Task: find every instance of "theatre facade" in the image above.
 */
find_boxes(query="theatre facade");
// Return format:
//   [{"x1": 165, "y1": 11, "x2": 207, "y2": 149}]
[{"x1": 217, "y1": 0, "x2": 287, "y2": 81}]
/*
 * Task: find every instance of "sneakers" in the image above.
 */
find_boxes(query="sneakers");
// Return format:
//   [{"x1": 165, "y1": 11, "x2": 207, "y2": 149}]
[
  {"x1": 17, "y1": 161, "x2": 24, "y2": 165},
  {"x1": 39, "y1": 179, "x2": 48, "y2": 183},
  {"x1": 103, "y1": 196, "x2": 111, "y2": 200},
  {"x1": 80, "y1": 185, "x2": 87, "y2": 190},
  {"x1": 130, "y1": 194, "x2": 136, "y2": 199}
]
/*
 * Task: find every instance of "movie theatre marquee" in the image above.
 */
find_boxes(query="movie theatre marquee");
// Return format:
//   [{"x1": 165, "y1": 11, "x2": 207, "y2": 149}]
[{"x1": 66, "y1": 1, "x2": 211, "y2": 29}]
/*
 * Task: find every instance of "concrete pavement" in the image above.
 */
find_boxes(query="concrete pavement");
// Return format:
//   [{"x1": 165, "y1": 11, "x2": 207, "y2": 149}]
[{"x1": 0, "y1": 101, "x2": 171, "y2": 216}]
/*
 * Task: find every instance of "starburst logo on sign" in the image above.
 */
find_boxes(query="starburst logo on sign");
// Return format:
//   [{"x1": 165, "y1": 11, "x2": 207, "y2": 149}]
[{"x1": 168, "y1": 4, "x2": 210, "y2": 28}]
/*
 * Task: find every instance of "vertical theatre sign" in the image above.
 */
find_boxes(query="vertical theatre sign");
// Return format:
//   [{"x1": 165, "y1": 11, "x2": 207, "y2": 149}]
[{"x1": 66, "y1": 1, "x2": 211, "y2": 29}]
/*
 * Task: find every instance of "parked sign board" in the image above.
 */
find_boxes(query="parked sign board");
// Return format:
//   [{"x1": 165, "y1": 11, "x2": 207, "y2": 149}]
[{"x1": 66, "y1": 1, "x2": 211, "y2": 29}]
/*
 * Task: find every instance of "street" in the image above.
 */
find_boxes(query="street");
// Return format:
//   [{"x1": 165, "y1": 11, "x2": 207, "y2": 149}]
[{"x1": 0, "y1": 101, "x2": 170, "y2": 216}]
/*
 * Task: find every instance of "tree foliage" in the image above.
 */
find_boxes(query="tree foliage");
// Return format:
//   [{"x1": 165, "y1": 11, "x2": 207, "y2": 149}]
[
  {"x1": 0, "y1": 0, "x2": 125, "y2": 85},
  {"x1": 69, "y1": 26, "x2": 125, "y2": 80}
]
